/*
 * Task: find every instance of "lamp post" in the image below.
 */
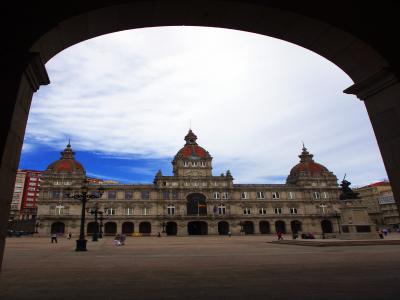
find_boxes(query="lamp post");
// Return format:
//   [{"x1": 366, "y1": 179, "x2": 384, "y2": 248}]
[
  {"x1": 65, "y1": 179, "x2": 104, "y2": 251},
  {"x1": 160, "y1": 221, "x2": 166, "y2": 233},
  {"x1": 334, "y1": 211, "x2": 342, "y2": 234},
  {"x1": 87, "y1": 203, "x2": 105, "y2": 242},
  {"x1": 239, "y1": 221, "x2": 244, "y2": 234},
  {"x1": 98, "y1": 211, "x2": 104, "y2": 239}
]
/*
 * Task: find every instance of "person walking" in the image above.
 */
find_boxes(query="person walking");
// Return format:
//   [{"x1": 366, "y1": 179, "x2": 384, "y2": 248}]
[
  {"x1": 67, "y1": 232, "x2": 72, "y2": 240},
  {"x1": 277, "y1": 231, "x2": 283, "y2": 240},
  {"x1": 51, "y1": 233, "x2": 58, "y2": 243}
]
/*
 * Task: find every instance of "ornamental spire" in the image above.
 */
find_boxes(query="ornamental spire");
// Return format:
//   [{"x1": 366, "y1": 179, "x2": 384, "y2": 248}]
[
  {"x1": 299, "y1": 143, "x2": 314, "y2": 163},
  {"x1": 184, "y1": 129, "x2": 198, "y2": 145},
  {"x1": 61, "y1": 141, "x2": 75, "y2": 159}
]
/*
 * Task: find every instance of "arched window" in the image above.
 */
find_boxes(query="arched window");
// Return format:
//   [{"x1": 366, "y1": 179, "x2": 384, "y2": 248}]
[
  {"x1": 167, "y1": 204, "x2": 175, "y2": 215},
  {"x1": 218, "y1": 204, "x2": 226, "y2": 215}
]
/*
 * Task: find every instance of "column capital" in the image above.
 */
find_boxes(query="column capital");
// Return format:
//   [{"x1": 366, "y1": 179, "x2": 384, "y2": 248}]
[
  {"x1": 24, "y1": 52, "x2": 50, "y2": 92},
  {"x1": 343, "y1": 68, "x2": 399, "y2": 100}
]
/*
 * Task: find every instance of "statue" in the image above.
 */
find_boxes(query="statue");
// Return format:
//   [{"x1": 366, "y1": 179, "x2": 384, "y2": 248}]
[{"x1": 339, "y1": 174, "x2": 360, "y2": 200}]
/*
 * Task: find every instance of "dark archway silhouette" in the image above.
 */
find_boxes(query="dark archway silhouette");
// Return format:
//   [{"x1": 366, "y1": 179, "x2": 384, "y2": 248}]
[
  {"x1": 51, "y1": 222, "x2": 65, "y2": 234},
  {"x1": 275, "y1": 220, "x2": 286, "y2": 234},
  {"x1": 122, "y1": 222, "x2": 134, "y2": 234},
  {"x1": 104, "y1": 222, "x2": 117, "y2": 235},
  {"x1": 139, "y1": 222, "x2": 151, "y2": 234},
  {"x1": 218, "y1": 221, "x2": 230, "y2": 235},
  {"x1": 291, "y1": 220, "x2": 302, "y2": 234},
  {"x1": 166, "y1": 222, "x2": 177, "y2": 236},
  {"x1": 243, "y1": 221, "x2": 254, "y2": 234},
  {"x1": 321, "y1": 220, "x2": 333, "y2": 233},
  {"x1": 1, "y1": 2, "x2": 400, "y2": 272},
  {"x1": 259, "y1": 221, "x2": 271, "y2": 234},
  {"x1": 87, "y1": 222, "x2": 99, "y2": 235},
  {"x1": 186, "y1": 193, "x2": 207, "y2": 216},
  {"x1": 188, "y1": 221, "x2": 208, "y2": 235}
]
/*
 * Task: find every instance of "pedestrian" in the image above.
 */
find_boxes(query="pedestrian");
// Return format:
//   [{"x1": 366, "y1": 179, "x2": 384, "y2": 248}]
[
  {"x1": 114, "y1": 234, "x2": 121, "y2": 246},
  {"x1": 51, "y1": 233, "x2": 58, "y2": 243},
  {"x1": 120, "y1": 233, "x2": 126, "y2": 245},
  {"x1": 157, "y1": 232, "x2": 161, "y2": 237},
  {"x1": 383, "y1": 228, "x2": 388, "y2": 236},
  {"x1": 377, "y1": 229, "x2": 384, "y2": 239},
  {"x1": 67, "y1": 232, "x2": 72, "y2": 239},
  {"x1": 277, "y1": 231, "x2": 283, "y2": 240},
  {"x1": 228, "y1": 231, "x2": 232, "y2": 237}
]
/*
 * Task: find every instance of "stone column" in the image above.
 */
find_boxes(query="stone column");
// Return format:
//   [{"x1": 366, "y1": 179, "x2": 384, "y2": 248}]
[
  {"x1": 344, "y1": 69, "x2": 400, "y2": 211},
  {"x1": 0, "y1": 53, "x2": 49, "y2": 269}
]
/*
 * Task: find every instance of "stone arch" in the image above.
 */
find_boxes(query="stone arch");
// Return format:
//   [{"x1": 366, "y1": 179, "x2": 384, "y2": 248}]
[
  {"x1": 104, "y1": 222, "x2": 117, "y2": 235},
  {"x1": 218, "y1": 221, "x2": 230, "y2": 235},
  {"x1": 243, "y1": 221, "x2": 254, "y2": 235},
  {"x1": 87, "y1": 222, "x2": 99, "y2": 235},
  {"x1": 122, "y1": 222, "x2": 134, "y2": 234},
  {"x1": 166, "y1": 222, "x2": 177, "y2": 236},
  {"x1": 291, "y1": 220, "x2": 302, "y2": 234},
  {"x1": 186, "y1": 193, "x2": 207, "y2": 216},
  {"x1": 321, "y1": 220, "x2": 333, "y2": 233},
  {"x1": 51, "y1": 222, "x2": 65, "y2": 234},
  {"x1": 275, "y1": 220, "x2": 287, "y2": 234},
  {"x1": 139, "y1": 222, "x2": 152, "y2": 234},
  {"x1": 259, "y1": 221, "x2": 271, "y2": 234}
]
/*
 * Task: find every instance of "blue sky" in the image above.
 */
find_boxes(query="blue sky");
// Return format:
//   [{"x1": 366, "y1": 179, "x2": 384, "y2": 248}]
[{"x1": 19, "y1": 26, "x2": 388, "y2": 186}]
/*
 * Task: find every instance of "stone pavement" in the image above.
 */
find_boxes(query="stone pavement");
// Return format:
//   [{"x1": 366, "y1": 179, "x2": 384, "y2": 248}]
[{"x1": 1, "y1": 235, "x2": 400, "y2": 300}]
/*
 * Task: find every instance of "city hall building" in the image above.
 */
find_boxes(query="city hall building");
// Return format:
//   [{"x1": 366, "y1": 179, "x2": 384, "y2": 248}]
[{"x1": 37, "y1": 130, "x2": 343, "y2": 237}]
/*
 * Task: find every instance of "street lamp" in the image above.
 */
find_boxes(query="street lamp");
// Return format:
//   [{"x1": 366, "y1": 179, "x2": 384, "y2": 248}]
[
  {"x1": 65, "y1": 179, "x2": 105, "y2": 251},
  {"x1": 87, "y1": 203, "x2": 105, "y2": 242},
  {"x1": 239, "y1": 221, "x2": 244, "y2": 233},
  {"x1": 334, "y1": 211, "x2": 342, "y2": 234},
  {"x1": 160, "y1": 221, "x2": 166, "y2": 233},
  {"x1": 98, "y1": 211, "x2": 104, "y2": 239}
]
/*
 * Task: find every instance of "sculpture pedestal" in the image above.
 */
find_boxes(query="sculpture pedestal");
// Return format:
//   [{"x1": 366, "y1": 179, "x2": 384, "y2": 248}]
[{"x1": 338, "y1": 200, "x2": 378, "y2": 240}]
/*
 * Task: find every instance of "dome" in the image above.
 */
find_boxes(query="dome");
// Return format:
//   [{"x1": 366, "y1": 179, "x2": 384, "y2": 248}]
[
  {"x1": 174, "y1": 130, "x2": 211, "y2": 160},
  {"x1": 46, "y1": 143, "x2": 85, "y2": 174},
  {"x1": 289, "y1": 145, "x2": 328, "y2": 175}
]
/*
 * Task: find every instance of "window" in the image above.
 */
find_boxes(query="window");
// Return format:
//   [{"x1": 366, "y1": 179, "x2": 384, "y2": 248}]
[
  {"x1": 108, "y1": 191, "x2": 116, "y2": 200},
  {"x1": 30, "y1": 177, "x2": 38, "y2": 181},
  {"x1": 314, "y1": 192, "x2": 321, "y2": 199},
  {"x1": 141, "y1": 191, "x2": 149, "y2": 200},
  {"x1": 124, "y1": 208, "x2": 133, "y2": 215},
  {"x1": 218, "y1": 204, "x2": 226, "y2": 215},
  {"x1": 256, "y1": 191, "x2": 265, "y2": 199},
  {"x1": 241, "y1": 192, "x2": 249, "y2": 199},
  {"x1": 213, "y1": 192, "x2": 220, "y2": 199},
  {"x1": 141, "y1": 207, "x2": 149, "y2": 215},
  {"x1": 172, "y1": 191, "x2": 179, "y2": 199},
  {"x1": 28, "y1": 192, "x2": 34, "y2": 196},
  {"x1": 26, "y1": 197, "x2": 34, "y2": 202},
  {"x1": 125, "y1": 191, "x2": 133, "y2": 200},
  {"x1": 222, "y1": 192, "x2": 229, "y2": 199},
  {"x1": 322, "y1": 192, "x2": 328, "y2": 199},
  {"x1": 243, "y1": 207, "x2": 251, "y2": 215},
  {"x1": 163, "y1": 191, "x2": 170, "y2": 200},
  {"x1": 201, "y1": 161, "x2": 206, "y2": 167},
  {"x1": 52, "y1": 191, "x2": 60, "y2": 199},
  {"x1": 167, "y1": 205, "x2": 175, "y2": 215},
  {"x1": 184, "y1": 161, "x2": 189, "y2": 167},
  {"x1": 289, "y1": 208, "x2": 298, "y2": 214},
  {"x1": 192, "y1": 161, "x2": 197, "y2": 167},
  {"x1": 29, "y1": 182, "x2": 36, "y2": 186},
  {"x1": 259, "y1": 208, "x2": 267, "y2": 215},
  {"x1": 272, "y1": 192, "x2": 280, "y2": 199},
  {"x1": 274, "y1": 208, "x2": 282, "y2": 214},
  {"x1": 105, "y1": 208, "x2": 116, "y2": 215},
  {"x1": 28, "y1": 187, "x2": 36, "y2": 191},
  {"x1": 288, "y1": 191, "x2": 295, "y2": 199}
]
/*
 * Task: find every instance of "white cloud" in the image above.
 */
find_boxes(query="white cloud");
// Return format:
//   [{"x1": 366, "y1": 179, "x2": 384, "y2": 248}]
[{"x1": 27, "y1": 26, "x2": 387, "y2": 186}]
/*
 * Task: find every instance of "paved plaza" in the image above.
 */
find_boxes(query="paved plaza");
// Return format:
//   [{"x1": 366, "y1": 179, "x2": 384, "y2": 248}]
[{"x1": 1, "y1": 235, "x2": 400, "y2": 300}]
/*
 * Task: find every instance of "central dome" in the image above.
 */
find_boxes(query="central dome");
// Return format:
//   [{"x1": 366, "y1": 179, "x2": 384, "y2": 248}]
[
  {"x1": 46, "y1": 143, "x2": 85, "y2": 174},
  {"x1": 174, "y1": 130, "x2": 211, "y2": 160}
]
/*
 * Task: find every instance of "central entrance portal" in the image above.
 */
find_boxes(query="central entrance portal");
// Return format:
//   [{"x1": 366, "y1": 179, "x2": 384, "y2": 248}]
[
  {"x1": 188, "y1": 221, "x2": 208, "y2": 235},
  {"x1": 186, "y1": 193, "x2": 207, "y2": 216}
]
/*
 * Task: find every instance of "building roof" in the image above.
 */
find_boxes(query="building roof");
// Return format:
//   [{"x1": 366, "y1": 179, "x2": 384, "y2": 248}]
[
  {"x1": 289, "y1": 145, "x2": 329, "y2": 175},
  {"x1": 46, "y1": 143, "x2": 85, "y2": 174},
  {"x1": 174, "y1": 130, "x2": 211, "y2": 160}
]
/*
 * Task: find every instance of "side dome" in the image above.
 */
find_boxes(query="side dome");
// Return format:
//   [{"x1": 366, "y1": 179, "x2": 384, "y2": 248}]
[
  {"x1": 287, "y1": 145, "x2": 337, "y2": 186},
  {"x1": 46, "y1": 143, "x2": 85, "y2": 174}
]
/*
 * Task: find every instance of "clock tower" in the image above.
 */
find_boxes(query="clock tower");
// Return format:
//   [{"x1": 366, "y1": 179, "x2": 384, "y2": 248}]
[{"x1": 172, "y1": 129, "x2": 213, "y2": 177}]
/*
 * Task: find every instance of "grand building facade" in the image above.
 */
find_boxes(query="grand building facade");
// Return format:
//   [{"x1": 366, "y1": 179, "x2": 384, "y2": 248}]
[{"x1": 37, "y1": 130, "x2": 343, "y2": 237}]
